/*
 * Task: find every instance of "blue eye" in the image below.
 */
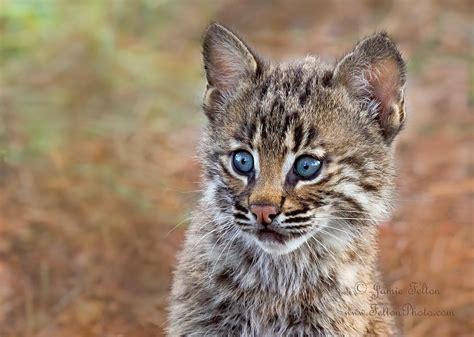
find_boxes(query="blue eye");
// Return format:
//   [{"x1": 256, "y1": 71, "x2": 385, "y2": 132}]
[
  {"x1": 232, "y1": 150, "x2": 254, "y2": 175},
  {"x1": 294, "y1": 156, "x2": 322, "y2": 180}
]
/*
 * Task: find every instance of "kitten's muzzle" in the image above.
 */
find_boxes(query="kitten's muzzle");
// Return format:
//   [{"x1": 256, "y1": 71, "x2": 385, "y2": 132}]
[{"x1": 250, "y1": 204, "x2": 280, "y2": 226}]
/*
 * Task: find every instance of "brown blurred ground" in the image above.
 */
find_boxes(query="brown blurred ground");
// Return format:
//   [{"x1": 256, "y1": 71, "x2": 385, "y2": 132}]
[{"x1": 0, "y1": 1, "x2": 472, "y2": 336}]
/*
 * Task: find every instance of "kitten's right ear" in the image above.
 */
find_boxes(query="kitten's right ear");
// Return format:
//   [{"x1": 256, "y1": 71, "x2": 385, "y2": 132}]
[{"x1": 202, "y1": 23, "x2": 261, "y2": 115}]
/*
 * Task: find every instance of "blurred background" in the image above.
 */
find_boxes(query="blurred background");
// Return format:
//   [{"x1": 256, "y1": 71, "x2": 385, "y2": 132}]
[{"x1": 0, "y1": 0, "x2": 472, "y2": 336}]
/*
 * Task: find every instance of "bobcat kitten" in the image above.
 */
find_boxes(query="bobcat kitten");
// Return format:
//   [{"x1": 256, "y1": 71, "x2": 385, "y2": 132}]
[{"x1": 168, "y1": 23, "x2": 406, "y2": 336}]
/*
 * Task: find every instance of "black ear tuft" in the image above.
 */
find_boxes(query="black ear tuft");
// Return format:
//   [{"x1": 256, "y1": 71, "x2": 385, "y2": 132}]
[{"x1": 334, "y1": 32, "x2": 406, "y2": 143}]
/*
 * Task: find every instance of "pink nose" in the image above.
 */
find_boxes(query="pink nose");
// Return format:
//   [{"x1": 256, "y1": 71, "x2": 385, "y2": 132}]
[{"x1": 250, "y1": 204, "x2": 279, "y2": 225}]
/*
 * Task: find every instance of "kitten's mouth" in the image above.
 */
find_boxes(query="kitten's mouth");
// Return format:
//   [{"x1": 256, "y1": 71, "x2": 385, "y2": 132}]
[
  {"x1": 257, "y1": 228, "x2": 287, "y2": 244},
  {"x1": 252, "y1": 226, "x2": 312, "y2": 255}
]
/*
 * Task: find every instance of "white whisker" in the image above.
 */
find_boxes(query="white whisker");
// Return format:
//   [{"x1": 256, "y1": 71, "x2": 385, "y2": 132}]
[{"x1": 315, "y1": 228, "x2": 365, "y2": 262}]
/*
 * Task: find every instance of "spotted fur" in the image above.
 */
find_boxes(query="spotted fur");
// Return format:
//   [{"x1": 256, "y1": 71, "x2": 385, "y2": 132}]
[{"x1": 168, "y1": 23, "x2": 406, "y2": 336}]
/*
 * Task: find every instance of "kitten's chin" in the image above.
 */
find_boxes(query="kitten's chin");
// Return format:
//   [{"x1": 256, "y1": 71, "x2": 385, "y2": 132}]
[{"x1": 254, "y1": 233, "x2": 312, "y2": 255}]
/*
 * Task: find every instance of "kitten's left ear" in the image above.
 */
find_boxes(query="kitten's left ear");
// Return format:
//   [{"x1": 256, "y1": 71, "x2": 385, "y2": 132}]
[
  {"x1": 202, "y1": 23, "x2": 262, "y2": 116},
  {"x1": 333, "y1": 32, "x2": 406, "y2": 144}
]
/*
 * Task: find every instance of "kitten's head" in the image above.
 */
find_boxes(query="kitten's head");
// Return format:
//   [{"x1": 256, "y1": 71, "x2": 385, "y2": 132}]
[{"x1": 200, "y1": 24, "x2": 406, "y2": 255}]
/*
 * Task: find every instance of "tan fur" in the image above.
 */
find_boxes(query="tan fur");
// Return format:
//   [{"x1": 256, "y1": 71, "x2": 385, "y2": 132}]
[{"x1": 168, "y1": 24, "x2": 406, "y2": 336}]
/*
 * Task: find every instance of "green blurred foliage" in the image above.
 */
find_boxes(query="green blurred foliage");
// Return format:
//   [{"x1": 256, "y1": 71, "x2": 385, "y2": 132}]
[{"x1": 0, "y1": 0, "x2": 212, "y2": 164}]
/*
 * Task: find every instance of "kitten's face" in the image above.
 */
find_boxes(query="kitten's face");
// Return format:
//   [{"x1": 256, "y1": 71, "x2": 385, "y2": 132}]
[{"x1": 201, "y1": 24, "x2": 406, "y2": 255}]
